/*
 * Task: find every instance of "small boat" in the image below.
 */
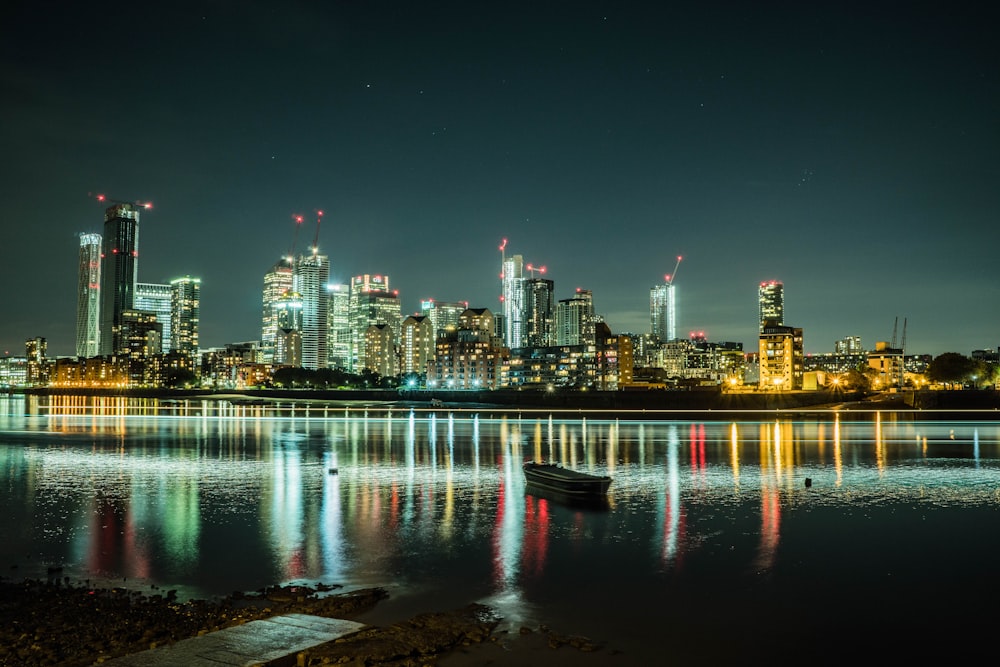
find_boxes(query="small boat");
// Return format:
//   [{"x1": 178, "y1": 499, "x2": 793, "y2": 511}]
[{"x1": 522, "y1": 461, "x2": 612, "y2": 498}]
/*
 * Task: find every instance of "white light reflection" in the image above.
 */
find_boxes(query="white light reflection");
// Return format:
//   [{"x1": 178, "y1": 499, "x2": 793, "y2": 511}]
[{"x1": 658, "y1": 424, "x2": 682, "y2": 566}]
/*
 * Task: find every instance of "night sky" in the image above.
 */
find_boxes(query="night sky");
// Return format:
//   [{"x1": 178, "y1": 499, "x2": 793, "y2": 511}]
[{"x1": 3, "y1": 2, "x2": 998, "y2": 359}]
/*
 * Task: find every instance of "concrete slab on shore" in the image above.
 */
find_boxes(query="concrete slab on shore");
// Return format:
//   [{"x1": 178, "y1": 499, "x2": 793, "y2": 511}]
[{"x1": 102, "y1": 613, "x2": 365, "y2": 666}]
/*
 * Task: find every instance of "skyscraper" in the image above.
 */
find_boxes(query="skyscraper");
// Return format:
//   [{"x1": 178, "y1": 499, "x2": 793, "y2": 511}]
[
  {"x1": 135, "y1": 282, "x2": 171, "y2": 353},
  {"x1": 501, "y1": 254, "x2": 525, "y2": 348},
  {"x1": 99, "y1": 203, "x2": 143, "y2": 356},
  {"x1": 295, "y1": 252, "x2": 329, "y2": 370},
  {"x1": 327, "y1": 283, "x2": 351, "y2": 370},
  {"x1": 759, "y1": 280, "x2": 784, "y2": 332},
  {"x1": 420, "y1": 299, "x2": 468, "y2": 339},
  {"x1": 260, "y1": 258, "x2": 294, "y2": 363},
  {"x1": 524, "y1": 278, "x2": 555, "y2": 347},
  {"x1": 400, "y1": 314, "x2": 435, "y2": 376},
  {"x1": 274, "y1": 289, "x2": 303, "y2": 366},
  {"x1": 348, "y1": 274, "x2": 399, "y2": 373},
  {"x1": 170, "y1": 276, "x2": 200, "y2": 354},
  {"x1": 649, "y1": 282, "x2": 676, "y2": 342},
  {"x1": 555, "y1": 288, "x2": 596, "y2": 346},
  {"x1": 75, "y1": 233, "x2": 102, "y2": 358}
]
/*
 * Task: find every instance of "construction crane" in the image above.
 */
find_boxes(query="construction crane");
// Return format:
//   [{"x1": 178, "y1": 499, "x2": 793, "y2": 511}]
[
  {"x1": 287, "y1": 213, "x2": 305, "y2": 262},
  {"x1": 498, "y1": 238, "x2": 508, "y2": 304},
  {"x1": 310, "y1": 209, "x2": 323, "y2": 255},
  {"x1": 526, "y1": 263, "x2": 547, "y2": 278},
  {"x1": 90, "y1": 192, "x2": 153, "y2": 210},
  {"x1": 665, "y1": 255, "x2": 683, "y2": 286}
]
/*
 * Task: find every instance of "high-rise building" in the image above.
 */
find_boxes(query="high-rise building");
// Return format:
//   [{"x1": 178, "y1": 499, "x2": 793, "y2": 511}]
[
  {"x1": 25, "y1": 337, "x2": 47, "y2": 386},
  {"x1": 429, "y1": 308, "x2": 502, "y2": 389},
  {"x1": 501, "y1": 254, "x2": 525, "y2": 348},
  {"x1": 348, "y1": 275, "x2": 400, "y2": 373},
  {"x1": 650, "y1": 282, "x2": 677, "y2": 343},
  {"x1": 260, "y1": 258, "x2": 294, "y2": 363},
  {"x1": 364, "y1": 323, "x2": 396, "y2": 378},
  {"x1": 555, "y1": 288, "x2": 596, "y2": 346},
  {"x1": 99, "y1": 203, "x2": 143, "y2": 356},
  {"x1": 295, "y1": 252, "x2": 329, "y2": 370},
  {"x1": 420, "y1": 299, "x2": 468, "y2": 339},
  {"x1": 758, "y1": 323, "x2": 803, "y2": 390},
  {"x1": 835, "y1": 336, "x2": 863, "y2": 355},
  {"x1": 327, "y1": 283, "x2": 351, "y2": 370},
  {"x1": 135, "y1": 283, "x2": 171, "y2": 353},
  {"x1": 400, "y1": 314, "x2": 435, "y2": 376},
  {"x1": 76, "y1": 233, "x2": 102, "y2": 358},
  {"x1": 274, "y1": 290, "x2": 303, "y2": 366},
  {"x1": 524, "y1": 278, "x2": 555, "y2": 347},
  {"x1": 759, "y1": 280, "x2": 784, "y2": 332},
  {"x1": 170, "y1": 276, "x2": 200, "y2": 354}
]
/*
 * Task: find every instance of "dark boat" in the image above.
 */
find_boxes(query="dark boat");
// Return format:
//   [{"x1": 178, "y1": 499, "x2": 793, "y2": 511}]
[{"x1": 522, "y1": 461, "x2": 612, "y2": 498}]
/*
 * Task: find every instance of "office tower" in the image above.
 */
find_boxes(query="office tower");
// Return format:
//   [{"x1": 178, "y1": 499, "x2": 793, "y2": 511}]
[
  {"x1": 76, "y1": 233, "x2": 102, "y2": 358},
  {"x1": 170, "y1": 276, "x2": 200, "y2": 354},
  {"x1": 99, "y1": 203, "x2": 143, "y2": 356},
  {"x1": 420, "y1": 299, "x2": 468, "y2": 339},
  {"x1": 295, "y1": 252, "x2": 329, "y2": 370},
  {"x1": 135, "y1": 283, "x2": 171, "y2": 353},
  {"x1": 759, "y1": 280, "x2": 784, "y2": 332},
  {"x1": 524, "y1": 278, "x2": 555, "y2": 347},
  {"x1": 400, "y1": 315, "x2": 435, "y2": 376},
  {"x1": 650, "y1": 282, "x2": 677, "y2": 343},
  {"x1": 327, "y1": 283, "x2": 351, "y2": 370},
  {"x1": 501, "y1": 254, "x2": 525, "y2": 348},
  {"x1": 260, "y1": 258, "x2": 294, "y2": 363},
  {"x1": 348, "y1": 275, "x2": 400, "y2": 373},
  {"x1": 555, "y1": 288, "x2": 596, "y2": 346},
  {"x1": 274, "y1": 290, "x2": 303, "y2": 366}
]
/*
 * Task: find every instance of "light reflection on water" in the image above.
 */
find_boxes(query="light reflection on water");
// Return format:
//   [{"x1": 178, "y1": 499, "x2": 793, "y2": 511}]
[{"x1": 2, "y1": 395, "x2": 1000, "y2": 660}]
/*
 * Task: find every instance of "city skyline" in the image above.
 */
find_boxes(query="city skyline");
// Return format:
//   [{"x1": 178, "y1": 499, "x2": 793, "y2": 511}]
[{"x1": 2, "y1": 2, "x2": 998, "y2": 358}]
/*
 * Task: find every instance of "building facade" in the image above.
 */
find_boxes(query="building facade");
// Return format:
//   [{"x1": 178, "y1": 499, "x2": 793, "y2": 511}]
[
  {"x1": 501, "y1": 254, "x2": 525, "y2": 348},
  {"x1": 758, "y1": 324, "x2": 803, "y2": 390},
  {"x1": 260, "y1": 258, "x2": 294, "y2": 363},
  {"x1": 400, "y1": 314, "x2": 435, "y2": 377},
  {"x1": 76, "y1": 232, "x2": 102, "y2": 358},
  {"x1": 650, "y1": 282, "x2": 676, "y2": 343},
  {"x1": 135, "y1": 282, "x2": 172, "y2": 353},
  {"x1": 348, "y1": 275, "x2": 400, "y2": 374},
  {"x1": 555, "y1": 288, "x2": 596, "y2": 346},
  {"x1": 99, "y1": 203, "x2": 144, "y2": 356},
  {"x1": 295, "y1": 252, "x2": 329, "y2": 370},
  {"x1": 327, "y1": 283, "x2": 351, "y2": 370},
  {"x1": 758, "y1": 280, "x2": 784, "y2": 332},
  {"x1": 170, "y1": 276, "x2": 200, "y2": 354}
]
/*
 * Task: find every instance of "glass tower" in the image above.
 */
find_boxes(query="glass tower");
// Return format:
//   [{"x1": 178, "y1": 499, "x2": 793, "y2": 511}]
[
  {"x1": 75, "y1": 232, "x2": 102, "y2": 358},
  {"x1": 170, "y1": 276, "x2": 201, "y2": 353},
  {"x1": 759, "y1": 280, "x2": 784, "y2": 332},
  {"x1": 99, "y1": 203, "x2": 142, "y2": 356},
  {"x1": 135, "y1": 282, "x2": 171, "y2": 353}
]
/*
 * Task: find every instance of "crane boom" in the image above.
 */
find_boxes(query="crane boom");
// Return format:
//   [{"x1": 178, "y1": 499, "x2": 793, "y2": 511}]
[
  {"x1": 312, "y1": 210, "x2": 323, "y2": 253},
  {"x1": 666, "y1": 255, "x2": 683, "y2": 285},
  {"x1": 91, "y1": 193, "x2": 152, "y2": 210}
]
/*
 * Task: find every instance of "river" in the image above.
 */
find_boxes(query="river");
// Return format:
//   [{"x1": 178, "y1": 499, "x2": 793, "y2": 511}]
[{"x1": 2, "y1": 394, "x2": 998, "y2": 664}]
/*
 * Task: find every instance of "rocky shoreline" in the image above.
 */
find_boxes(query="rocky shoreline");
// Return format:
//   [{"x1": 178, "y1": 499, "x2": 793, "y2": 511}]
[{"x1": 0, "y1": 577, "x2": 603, "y2": 666}]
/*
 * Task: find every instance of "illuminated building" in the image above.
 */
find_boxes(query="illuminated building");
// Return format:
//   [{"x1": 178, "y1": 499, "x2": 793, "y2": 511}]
[
  {"x1": 75, "y1": 232, "x2": 102, "y2": 358},
  {"x1": 25, "y1": 337, "x2": 47, "y2": 386},
  {"x1": 260, "y1": 258, "x2": 294, "y2": 363},
  {"x1": 295, "y1": 252, "x2": 329, "y2": 370},
  {"x1": 555, "y1": 288, "x2": 596, "y2": 346},
  {"x1": 867, "y1": 341, "x2": 904, "y2": 389},
  {"x1": 650, "y1": 282, "x2": 677, "y2": 342},
  {"x1": 758, "y1": 280, "x2": 784, "y2": 332},
  {"x1": 170, "y1": 276, "x2": 200, "y2": 354},
  {"x1": 420, "y1": 299, "x2": 468, "y2": 339},
  {"x1": 400, "y1": 315, "x2": 435, "y2": 376},
  {"x1": 501, "y1": 254, "x2": 525, "y2": 348},
  {"x1": 348, "y1": 275, "x2": 400, "y2": 373},
  {"x1": 364, "y1": 323, "x2": 396, "y2": 377},
  {"x1": 835, "y1": 335, "x2": 863, "y2": 354},
  {"x1": 117, "y1": 309, "x2": 163, "y2": 385},
  {"x1": 758, "y1": 324, "x2": 803, "y2": 390},
  {"x1": 135, "y1": 282, "x2": 171, "y2": 353},
  {"x1": 274, "y1": 290, "x2": 303, "y2": 366},
  {"x1": 429, "y1": 308, "x2": 503, "y2": 389},
  {"x1": 524, "y1": 278, "x2": 555, "y2": 347},
  {"x1": 326, "y1": 283, "x2": 351, "y2": 370},
  {"x1": 99, "y1": 203, "x2": 143, "y2": 356}
]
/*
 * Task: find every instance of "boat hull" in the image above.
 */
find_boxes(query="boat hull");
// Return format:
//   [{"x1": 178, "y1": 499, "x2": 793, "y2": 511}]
[{"x1": 522, "y1": 462, "x2": 612, "y2": 497}]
